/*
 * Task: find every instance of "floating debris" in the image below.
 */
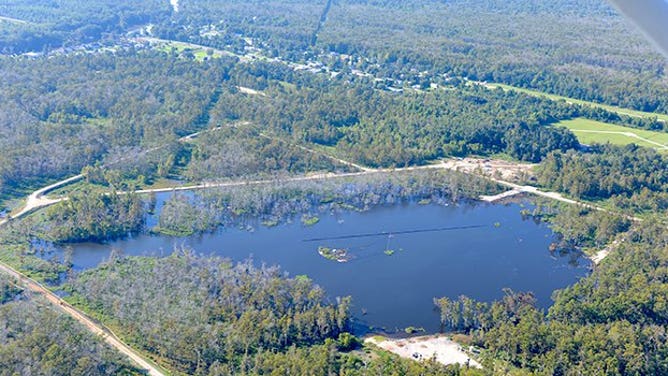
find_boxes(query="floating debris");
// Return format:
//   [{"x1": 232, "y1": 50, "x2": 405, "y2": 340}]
[
  {"x1": 301, "y1": 214, "x2": 320, "y2": 226},
  {"x1": 318, "y1": 246, "x2": 350, "y2": 262}
]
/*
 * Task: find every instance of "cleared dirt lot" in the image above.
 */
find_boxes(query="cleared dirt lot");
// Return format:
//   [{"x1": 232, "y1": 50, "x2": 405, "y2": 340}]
[{"x1": 365, "y1": 335, "x2": 481, "y2": 368}]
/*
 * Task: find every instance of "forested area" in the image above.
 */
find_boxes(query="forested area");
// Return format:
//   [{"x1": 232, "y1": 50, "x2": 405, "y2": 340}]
[
  {"x1": 3, "y1": 0, "x2": 667, "y2": 115},
  {"x1": 179, "y1": 0, "x2": 668, "y2": 117},
  {"x1": 66, "y1": 252, "x2": 483, "y2": 376},
  {"x1": 535, "y1": 145, "x2": 668, "y2": 213},
  {"x1": 41, "y1": 191, "x2": 145, "y2": 242},
  {"x1": 143, "y1": 0, "x2": 668, "y2": 113},
  {"x1": 537, "y1": 204, "x2": 631, "y2": 253},
  {"x1": 0, "y1": 51, "x2": 235, "y2": 204},
  {"x1": 434, "y1": 220, "x2": 668, "y2": 375},
  {"x1": 211, "y1": 81, "x2": 581, "y2": 166},
  {"x1": 184, "y1": 126, "x2": 351, "y2": 181},
  {"x1": 0, "y1": 276, "x2": 139, "y2": 375},
  {"x1": 0, "y1": 49, "x2": 586, "y2": 211},
  {"x1": 1, "y1": 42, "x2": 662, "y2": 214},
  {"x1": 2, "y1": 0, "x2": 668, "y2": 374},
  {"x1": 0, "y1": 0, "x2": 171, "y2": 54},
  {"x1": 67, "y1": 253, "x2": 351, "y2": 374},
  {"x1": 319, "y1": 0, "x2": 668, "y2": 113}
]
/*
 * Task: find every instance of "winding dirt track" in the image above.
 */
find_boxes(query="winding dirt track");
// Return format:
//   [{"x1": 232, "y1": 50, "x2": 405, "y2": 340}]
[
  {"x1": 0, "y1": 261, "x2": 166, "y2": 375},
  {"x1": 2, "y1": 154, "x2": 606, "y2": 226},
  {"x1": 6, "y1": 174, "x2": 83, "y2": 223}
]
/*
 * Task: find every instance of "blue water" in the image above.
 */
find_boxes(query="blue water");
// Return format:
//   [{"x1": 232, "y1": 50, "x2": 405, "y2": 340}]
[{"x1": 61, "y1": 196, "x2": 589, "y2": 333}]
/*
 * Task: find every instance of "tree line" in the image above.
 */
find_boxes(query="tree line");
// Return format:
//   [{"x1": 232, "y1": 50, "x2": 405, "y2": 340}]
[
  {"x1": 155, "y1": 169, "x2": 500, "y2": 236},
  {"x1": 535, "y1": 144, "x2": 668, "y2": 214},
  {"x1": 0, "y1": 275, "x2": 140, "y2": 375}
]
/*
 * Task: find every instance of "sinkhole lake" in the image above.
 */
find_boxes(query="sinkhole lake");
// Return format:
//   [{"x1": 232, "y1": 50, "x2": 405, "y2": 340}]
[{"x1": 60, "y1": 194, "x2": 590, "y2": 334}]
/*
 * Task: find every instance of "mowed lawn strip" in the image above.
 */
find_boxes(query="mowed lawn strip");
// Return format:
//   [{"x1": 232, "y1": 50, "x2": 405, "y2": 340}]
[{"x1": 556, "y1": 118, "x2": 668, "y2": 150}]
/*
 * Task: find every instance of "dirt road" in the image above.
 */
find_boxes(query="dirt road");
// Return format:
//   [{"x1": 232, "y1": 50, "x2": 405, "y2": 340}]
[
  {"x1": 0, "y1": 176, "x2": 79, "y2": 226},
  {"x1": 1, "y1": 124, "x2": 246, "y2": 225},
  {"x1": 3, "y1": 155, "x2": 606, "y2": 225},
  {"x1": 0, "y1": 261, "x2": 166, "y2": 376}
]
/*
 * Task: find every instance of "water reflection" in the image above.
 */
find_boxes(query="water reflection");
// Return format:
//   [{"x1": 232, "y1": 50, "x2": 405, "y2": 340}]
[{"x1": 50, "y1": 198, "x2": 590, "y2": 333}]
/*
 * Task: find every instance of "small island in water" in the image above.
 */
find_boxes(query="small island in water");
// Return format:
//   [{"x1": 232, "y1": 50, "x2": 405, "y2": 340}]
[{"x1": 318, "y1": 246, "x2": 351, "y2": 262}]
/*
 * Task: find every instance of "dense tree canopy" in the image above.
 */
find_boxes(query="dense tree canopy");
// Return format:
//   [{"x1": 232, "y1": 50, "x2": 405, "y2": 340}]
[
  {"x1": 0, "y1": 276, "x2": 139, "y2": 375},
  {"x1": 535, "y1": 144, "x2": 668, "y2": 214},
  {"x1": 0, "y1": 51, "x2": 234, "y2": 202},
  {"x1": 68, "y1": 253, "x2": 351, "y2": 374},
  {"x1": 149, "y1": 0, "x2": 668, "y2": 113},
  {"x1": 0, "y1": 0, "x2": 171, "y2": 53},
  {"x1": 42, "y1": 191, "x2": 145, "y2": 242}
]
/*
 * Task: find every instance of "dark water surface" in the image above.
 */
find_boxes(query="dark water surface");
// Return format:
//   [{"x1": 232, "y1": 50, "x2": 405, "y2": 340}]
[{"x1": 61, "y1": 197, "x2": 589, "y2": 333}]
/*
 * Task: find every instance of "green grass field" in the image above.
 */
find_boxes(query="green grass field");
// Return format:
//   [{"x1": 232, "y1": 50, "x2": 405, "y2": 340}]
[
  {"x1": 488, "y1": 83, "x2": 668, "y2": 123},
  {"x1": 154, "y1": 40, "x2": 227, "y2": 62},
  {"x1": 556, "y1": 118, "x2": 668, "y2": 151}
]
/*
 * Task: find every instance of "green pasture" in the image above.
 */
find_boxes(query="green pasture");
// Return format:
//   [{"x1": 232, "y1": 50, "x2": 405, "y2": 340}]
[{"x1": 556, "y1": 118, "x2": 668, "y2": 151}]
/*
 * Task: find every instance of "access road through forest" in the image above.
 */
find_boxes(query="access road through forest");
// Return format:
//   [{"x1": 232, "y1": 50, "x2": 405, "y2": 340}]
[{"x1": 0, "y1": 261, "x2": 166, "y2": 376}]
